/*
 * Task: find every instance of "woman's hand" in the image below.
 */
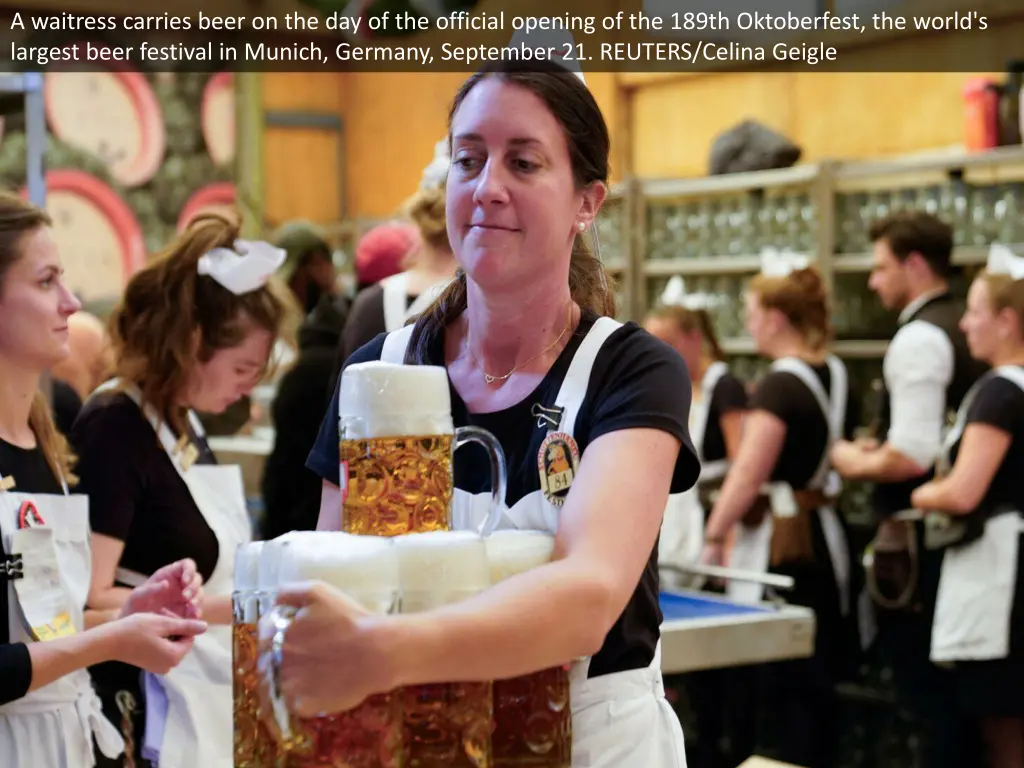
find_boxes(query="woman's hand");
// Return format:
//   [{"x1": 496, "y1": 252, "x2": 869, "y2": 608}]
[
  {"x1": 102, "y1": 613, "x2": 208, "y2": 674},
  {"x1": 120, "y1": 559, "x2": 204, "y2": 621},
  {"x1": 257, "y1": 582, "x2": 391, "y2": 719},
  {"x1": 700, "y1": 541, "x2": 725, "y2": 568}
]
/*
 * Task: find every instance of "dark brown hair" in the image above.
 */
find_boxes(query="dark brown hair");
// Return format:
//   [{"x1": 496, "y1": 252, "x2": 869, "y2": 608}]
[
  {"x1": 110, "y1": 212, "x2": 289, "y2": 435},
  {"x1": 645, "y1": 305, "x2": 725, "y2": 361},
  {"x1": 404, "y1": 61, "x2": 614, "y2": 364},
  {"x1": 749, "y1": 266, "x2": 831, "y2": 351},
  {"x1": 981, "y1": 272, "x2": 1024, "y2": 337},
  {"x1": 0, "y1": 191, "x2": 76, "y2": 483},
  {"x1": 869, "y1": 212, "x2": 954, "y2": 278}
]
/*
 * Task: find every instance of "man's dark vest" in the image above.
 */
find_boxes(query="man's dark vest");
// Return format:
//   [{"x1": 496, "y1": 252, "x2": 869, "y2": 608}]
[{"x1": 872, "y1": 292, "x2": 989, "y2": 516}]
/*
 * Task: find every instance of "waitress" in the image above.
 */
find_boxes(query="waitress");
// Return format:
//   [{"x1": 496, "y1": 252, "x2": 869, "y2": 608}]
[
  {"x1": 339, "y1": 140, "x2": 459, "y2": 362},
  {"x1": 910, "y1": 247, "x2": 1024, "y2": 768},
  {"x1": 644, "y1": 276, "x2": 746, "y2": 584},
  {"x1": 70, "y1": 213, "x2": 290, "y2": 767},
  {"x1": 276, "y1": 59, "x2": 700, "y2": 764},
  {"x1": 0, "y1": 191, "x2": 206, "y2": 766},
  {"x1": 700, "y1": 252, "x2": 855, "y2": 768}
]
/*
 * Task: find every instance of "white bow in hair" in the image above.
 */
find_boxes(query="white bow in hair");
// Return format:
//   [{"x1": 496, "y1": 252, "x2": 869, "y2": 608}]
[
  {"x1": 197, "y1": 239, "x2": 286, "y2": 295},
  {"x1": 987, "y1": 243, "x2": 1024, "y2": 279},
  {"x1": 660, "y1": 275, "x2": 725, "y2": 310},
  {"x1": 760, "y1": 247, "x2": 810, "y2": 278},
  {"x1": 420, "y1": 139, "x2": 450, "y2": 191}
]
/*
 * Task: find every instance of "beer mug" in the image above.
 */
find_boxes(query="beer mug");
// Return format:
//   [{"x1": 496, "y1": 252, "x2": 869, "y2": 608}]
[
  {"x1": 485, "y1": 531, "x2": 571, "y2": 768},
  {"x1": 338, "y1": 362, "x2": 507, "y2": 537},
  {"x1": 267, "y1": 533, "x2": 403, "y2": 768},
  {"x1": 395, "y1": 531, "x2": 494, "y2": 767},
  {"x1": 233, "y1": 541, "x2": 266, "y2": 768}
]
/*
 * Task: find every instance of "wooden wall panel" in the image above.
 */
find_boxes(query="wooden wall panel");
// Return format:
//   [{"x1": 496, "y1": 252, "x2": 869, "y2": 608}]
[{"x1": 263, "y1": 127, "x2": 342, "y2": 226}]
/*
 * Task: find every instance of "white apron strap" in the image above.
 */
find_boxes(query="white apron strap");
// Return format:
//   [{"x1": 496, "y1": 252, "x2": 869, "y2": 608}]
[
  {"x1": 380, "y1": 324, "x2": 416, "y2": 364},
  {"x1": 381, "y1": 273, "x2": 410, "y2": 332},
  {"x1": 691, "y1": 360, "x2": 728, "y2": 465},
  {"x1": 937, "y1": 370, "x2": 994, "y2": 476},
  {"x1": 769, "y1": 354, "x2": 851, "y2": 615},
  {"x1": 552, "y1": 317, "x2": 623, "y2": 435}
]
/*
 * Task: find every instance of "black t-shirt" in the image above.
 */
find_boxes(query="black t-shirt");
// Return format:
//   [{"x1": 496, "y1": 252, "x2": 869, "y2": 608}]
[
  {"x1": 700, "y1": 371, "x2": 748, "y2": 464},
  {"x1": 0, "y1": 439, "x2": 64, "y2": 704},
  {"x1": 748, "y1": 364, "x2": 857, "y2": 488},
  {"x1": 308, "y1": 311, "x2": 701, "y2": 678},
  {"x1": 338, "y1": 283, "x2": 419, "y2": 376},
  {"x1": 51, "y1": 379, "x2": 82, "y2": 437},
  {"x1": 70, "y1": 392, "x2": 220, "y2": 584},
  {"x1": 950, "y1": 369, "x2": 1024, "y2": 513}
]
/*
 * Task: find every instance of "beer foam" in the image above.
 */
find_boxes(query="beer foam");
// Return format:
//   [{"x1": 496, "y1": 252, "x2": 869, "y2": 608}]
[
  {"x1": 393, "y1": 530, "x2": 490, "y2": 612},
  {"x1": 277, "y1": 533, "x2": 399, "y2": 598},
  {"x1": 234, "y1": 541, "x2": 264, "y2": 592},
  {"x1": 338, "y1": 361, "x2": 453, "y2": 439},
  {"x1": 258, "y1": 532, "x2": 320, "y2": 592},
  {"x1": 485, "y1": 530, "x2": 556, "y2": 585}
]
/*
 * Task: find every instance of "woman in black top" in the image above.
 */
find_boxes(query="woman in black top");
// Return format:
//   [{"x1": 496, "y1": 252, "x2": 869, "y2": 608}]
[
  {"x1": 266, "y1": 61, "x2": 701, "y2": 765},
  {"x1": 644, "y1": 280, "x2": 747, "y2": 581},
  {"x1": 71, "y1": 213, "x2": 290, "y2": 766},
  {"x1": 701, "y1": 257, "x2": 856, "y2": 768},
  {"x1": 0, "y1": 191, "x2": 204, "y2": 764},
  {"x1": 911, "y1": 257, "x2": 1024, "y2": 768}
]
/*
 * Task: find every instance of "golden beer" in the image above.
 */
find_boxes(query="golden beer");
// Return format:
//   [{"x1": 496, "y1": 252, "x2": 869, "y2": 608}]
[
  {"x1": 233, "y1": 542, "x2": 277, "y2": 768},
  {"x1": 337, "y1": 362, "x2": 507, "y2": 538},
  {"x1": 485, "y1": 532, "x2": 571, "y2": 768},
  {"x1": 341, "y1": 434, "x2": 453, "y2": 536},
  {"x1": 269, "y1": 533, "x2": 404, "y2": 768},
  {"x1": 396, "y1": 531, "x2": 495, "y2": 767}
]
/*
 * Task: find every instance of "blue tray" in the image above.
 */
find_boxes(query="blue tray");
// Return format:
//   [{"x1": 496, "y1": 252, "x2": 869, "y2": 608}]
[{"x1": 659, "y1": 591, "x2": 772, "y2": 621}]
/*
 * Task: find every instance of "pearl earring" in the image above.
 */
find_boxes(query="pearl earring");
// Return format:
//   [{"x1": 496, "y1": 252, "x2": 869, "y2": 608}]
[{"x1": 577, "y1": 222, "x2": 586, "y2": 233}]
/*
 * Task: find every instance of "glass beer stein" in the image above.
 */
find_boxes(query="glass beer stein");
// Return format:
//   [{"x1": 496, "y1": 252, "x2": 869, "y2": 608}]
[
  {"x1": 337, "y1": 362, "x2": 506, "y2": 537},
  {"x1": 268, "y1": 533, "x2": 404, "y2": 768},
  {"x1": 233, "y1": 541, "x2": 268, "y2": 768},
  {"x1": 395, "y1": 531, "x2": 494, "y2": 767},
  {"x1": 485, "y1": 531, "x2": 571, "y2": 768}
]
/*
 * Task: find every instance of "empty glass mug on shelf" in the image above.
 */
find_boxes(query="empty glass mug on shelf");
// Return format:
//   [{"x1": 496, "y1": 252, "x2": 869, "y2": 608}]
[{"x1": 337, "y1": 362, "x2": 507, "y2": 537}]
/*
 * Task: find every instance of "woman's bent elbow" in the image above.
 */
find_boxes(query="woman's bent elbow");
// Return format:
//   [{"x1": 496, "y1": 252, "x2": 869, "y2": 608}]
[{"x1": 570, "y1": 579, "x2": 621, "y2": 657}]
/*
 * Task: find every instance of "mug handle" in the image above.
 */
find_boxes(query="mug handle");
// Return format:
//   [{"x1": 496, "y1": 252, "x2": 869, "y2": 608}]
[
  {"x1": 265, "y1": 604, "x2": 298, "y2": 743},
  {"x1": 454, "y1": 426, "x2": 508, "y2": 537}
]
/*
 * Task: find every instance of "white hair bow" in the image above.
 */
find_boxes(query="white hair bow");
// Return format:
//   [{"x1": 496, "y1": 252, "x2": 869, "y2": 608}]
[
  {"x1": 760, "y1": 247, "x2": 810, "y2": 278},
  {"x1": 197, "y1": 239, "x2": 286, "y2": 295},
  {"x1": 420, "y1": 139, "x2": 450, "y2": 191},
  {"x1": 660, "y1": 275, "x2": 725, "y2": 310},
  {"x1": 987, "y1": 243, "x2": 1024, "y2": 279}
]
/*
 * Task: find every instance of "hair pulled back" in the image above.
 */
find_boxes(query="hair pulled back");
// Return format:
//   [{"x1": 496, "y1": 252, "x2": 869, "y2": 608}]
[
  {"x1": 110, "y1": 212, "x2": 288, "y2": 434},
  {"x1": 749, "y1": 266, "x2": 832, "y2": 351},
  {"x1": 404, "y1": 60, "x2": 614, "y2": 364},
  {"x1": 645, "y1": 304, "x2": 725, "y2": 361},
  {"x1": 0, "y1": 191, "x2": 75, "y2": 482}
]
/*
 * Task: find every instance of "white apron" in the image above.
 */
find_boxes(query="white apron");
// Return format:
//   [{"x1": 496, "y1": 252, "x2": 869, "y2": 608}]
[
  {"x1": 726, "y1": 355, "x2": 851, "y2": 614},
  {"x1": 660, "y1": 361, "x2": 729, "y2": 587},
  {"x1": 382, "y1": 319, "x2": 688, "y2": 767},
  {"x1": 380, "y1": 272, "x2": 453, "y2": 332},
  {"x1": 0, "y1": 467, "x2": 124, "y2": 767},
  {"x1": 931, "y1": 366, "x2": 1024, "y2": 663},
  {"x1": 91, "y1": 381, "x2": 252, "y2": 768}
]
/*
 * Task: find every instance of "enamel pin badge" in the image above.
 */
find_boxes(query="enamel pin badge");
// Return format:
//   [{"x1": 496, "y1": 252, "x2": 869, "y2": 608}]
[{"x1": 538, "y1": 432, "x2": 580, "y2": 507}]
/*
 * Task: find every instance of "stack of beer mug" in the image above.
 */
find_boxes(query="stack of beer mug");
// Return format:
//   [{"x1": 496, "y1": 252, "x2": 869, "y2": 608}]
[{"x1": 251, "y1": 361, "x2": 574, "y2": 767}]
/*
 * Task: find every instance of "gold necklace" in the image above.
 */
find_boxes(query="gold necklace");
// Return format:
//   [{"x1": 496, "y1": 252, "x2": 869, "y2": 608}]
[{"x1": 469, "y1": 305, "x2": 574, "y2": 384}]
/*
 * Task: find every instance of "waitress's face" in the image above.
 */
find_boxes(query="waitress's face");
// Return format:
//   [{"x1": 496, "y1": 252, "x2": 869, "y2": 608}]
[
  {"x1": 644, "y1": 316, "x2": 702, "y2": 372},
  {"x1": 187, "y1": 326, "x2": 271, "y2": 413},
  {"x1": 0, "y1": 227, "x2": 81, "y2": 369},
  {"x1": 744, "y1": 291, "x2": 772, "y2": 352},
  {"x1": 960, "y1": 278, "x2": 1006, "y2": 363},
  {"x1": 446, "y1": 77, "x2": 604, "y2": 292}
]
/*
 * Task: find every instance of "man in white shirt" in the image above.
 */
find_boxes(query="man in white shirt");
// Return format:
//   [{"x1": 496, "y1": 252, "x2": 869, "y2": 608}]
[{"x1": 831, "y1": 212, "x2": 985, "y2": 768}]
